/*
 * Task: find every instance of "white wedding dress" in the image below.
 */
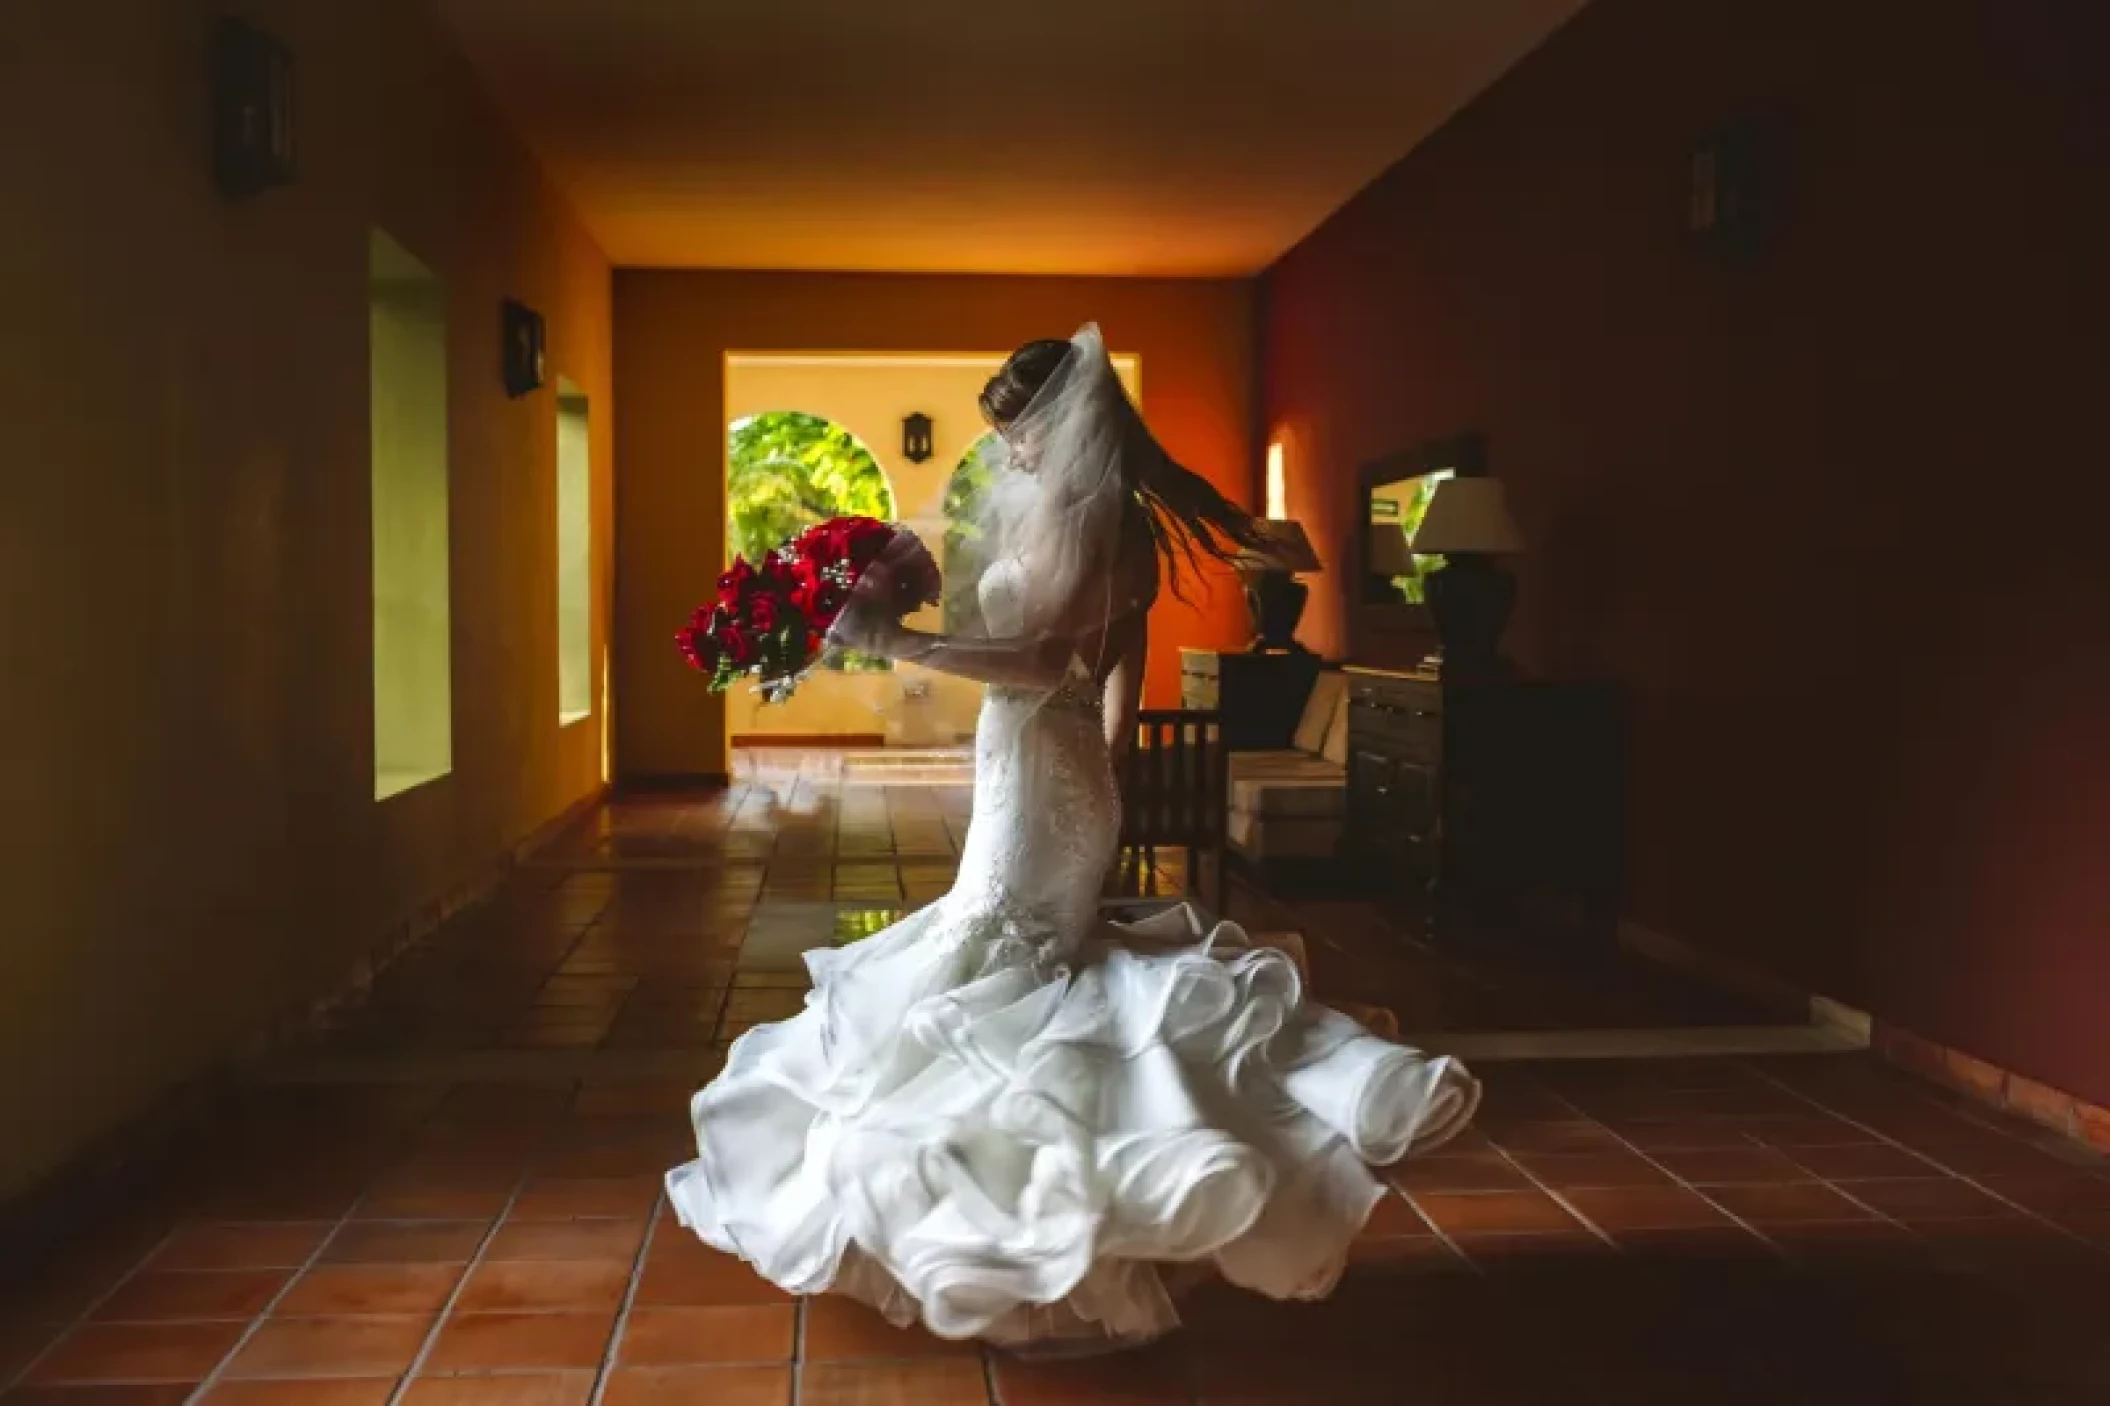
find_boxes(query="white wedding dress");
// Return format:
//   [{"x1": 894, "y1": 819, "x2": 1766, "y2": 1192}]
[{"x1": 666, "y1": 561, "x2": 1481, "y2": 1351}]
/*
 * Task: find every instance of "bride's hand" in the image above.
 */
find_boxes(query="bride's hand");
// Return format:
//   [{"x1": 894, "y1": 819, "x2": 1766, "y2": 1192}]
[
  {"x1": 889, "y1": 536, "x2": 942, "y2": 610},
  {"x1": 825, "y1": 529, "x2": 938, "y2": 657},
  {"x1": 826, "y1": 588, "x2": 906, "y2": 656}
]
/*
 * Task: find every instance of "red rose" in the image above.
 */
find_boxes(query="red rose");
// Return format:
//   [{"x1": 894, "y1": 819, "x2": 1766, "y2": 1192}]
[
  {"x1": 749, "y1": 592, "x2": 780, "y2": 634},
  {"x1": 806, "y1": 517, "x2": 869, "y2": 563},
  {"x1": 758, "y1": 549, "x2": 798, "y2": 592},
  {"x1": 840, "y1": 518, "x2": 893, "y2": 570},
  {"x1": 675, "y1": 623, "x2": 722, "y2": 673},
  {"x1": 716, "y1": 557, "x2": 757, "y2": 609},
  {"x1": 715, "y1": 620, "x2": 754, "y2": 667},
  {"x1": 788, "y1": 553, "x2": 846, "y2": 629},
  {"x1": 680, "y1": 518, "x2": 912, "y2": 700},
  {"x1": 798, "y1": 516, "x2": 889, "y2": 571}
]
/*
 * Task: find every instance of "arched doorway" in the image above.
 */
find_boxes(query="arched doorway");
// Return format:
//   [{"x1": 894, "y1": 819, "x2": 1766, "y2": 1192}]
[
  {"x1": 728, "y1": 410, "x2": 897, "y2": 567},
  {"x1": 724, "y1": 412, "x2": 900, "y2": 743},
  {"x1": 939, "y1": 430, "x2": 1002, "y2": 634}
]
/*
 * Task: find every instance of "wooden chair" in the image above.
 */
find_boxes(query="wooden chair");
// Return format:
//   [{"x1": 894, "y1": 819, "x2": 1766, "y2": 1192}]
[{"x1": 1114, "y1": 709, "x2": 1229, "y2": 915}]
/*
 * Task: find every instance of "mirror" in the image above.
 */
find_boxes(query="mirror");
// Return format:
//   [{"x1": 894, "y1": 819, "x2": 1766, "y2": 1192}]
[{"x1": 1357, "y1": 434, "x2": 1485, "y2": 616}]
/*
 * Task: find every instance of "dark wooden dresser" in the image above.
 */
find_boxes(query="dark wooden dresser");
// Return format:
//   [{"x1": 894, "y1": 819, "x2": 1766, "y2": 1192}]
[
  {"x1": 1178, "y1": 649, "x2": 1323, "y2": 751},
  {"x1": 1342, "y1": 666, "x2": 1624, "y2": 946}
]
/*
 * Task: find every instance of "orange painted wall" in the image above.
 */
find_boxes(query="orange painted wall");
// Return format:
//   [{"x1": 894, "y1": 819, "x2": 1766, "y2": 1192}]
[
  {"x1": 0, "y1": 0, "x2": 613, "y2": 1197},
  {"x1": 614, "y1": 273, "x2": 1257, "y2": 780},
  {"x1": 1263, "y1": 0, "x2": 2110, "y2": 1101}
]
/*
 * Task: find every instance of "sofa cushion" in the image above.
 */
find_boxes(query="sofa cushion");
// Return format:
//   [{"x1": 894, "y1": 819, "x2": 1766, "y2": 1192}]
[
  {"x1": 1292, "y1": 671, "x2": 1348, "y2": 755},
  {"x1": 1227, "y1": 750, "x2": 1348, "y2": 820},
  {"x1": 1318, "y1": 688, "x2": 1351, "y2": 765},
  {"x1": 1228, "y1": 810, "x2": 1344, "y2": 860}
]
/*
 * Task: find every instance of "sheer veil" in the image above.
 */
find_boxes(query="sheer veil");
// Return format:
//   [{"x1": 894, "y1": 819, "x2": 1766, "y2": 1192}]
[
  {"x1": 970, "y1": 323, "x2": 1156, "y2": 648},
  {"x1": 831, "y1": 324, "x2": 1159, "y2": 737}
]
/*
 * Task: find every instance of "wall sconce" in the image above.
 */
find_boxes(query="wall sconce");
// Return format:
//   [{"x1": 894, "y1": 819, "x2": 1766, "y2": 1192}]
[
  {"x1": 500, "y1": 299, "x2": 546, "y2": 398},
  {"x1": 902, "y1": 412, "x2": 934, "y2": 464},
  {"x1": 1687, "y1": 121, "x2": 1761, "y2": 259},
  {"x1": 210, "y1": 17, "x2": 296, "y2": 199}
]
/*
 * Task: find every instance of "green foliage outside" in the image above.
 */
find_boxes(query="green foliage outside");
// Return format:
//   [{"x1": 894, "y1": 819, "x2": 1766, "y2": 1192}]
[
  {"x1": 727, "y1": 411, "x2": 897, "y2": 672},
  {"x1": 1390, "y1": 468, "x2": 1454, "y2": 605},
  {"x1": 940, "y1": 432, "x2": 1001, "y2": 633}
]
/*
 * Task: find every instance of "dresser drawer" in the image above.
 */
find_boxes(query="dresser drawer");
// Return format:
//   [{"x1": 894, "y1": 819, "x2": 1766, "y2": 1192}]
[
  {"x1": 1347, "y1": 749, "x2": 1439, "y2": 884},
  {"x1": 1350, "y1": 701, "x2": 1440, "y2": 760},
  {"x1": 1348, "y1": 675, "x2": 1442, "y2": 760},
  {"x1": 1348, "y1": 673, "x2": 1441, "y2": 714}
]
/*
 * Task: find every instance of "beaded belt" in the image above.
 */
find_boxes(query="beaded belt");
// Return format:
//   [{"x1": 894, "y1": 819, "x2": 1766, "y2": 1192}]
[{"x1": 988, "y1": 678, "x2": 1101, "y2": 717}]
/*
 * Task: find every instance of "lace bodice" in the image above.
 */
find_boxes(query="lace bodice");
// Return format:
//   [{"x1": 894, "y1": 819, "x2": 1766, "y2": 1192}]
[
  {"x1": 944, "y1": 561, "x2": 1118, "y2": 961},
  {"x1": 976, "y1": 560, "x2": 1103, "y2": 716},
  {"x1": 976, "y1": 558, "x2": 1033, "y2": 637}
]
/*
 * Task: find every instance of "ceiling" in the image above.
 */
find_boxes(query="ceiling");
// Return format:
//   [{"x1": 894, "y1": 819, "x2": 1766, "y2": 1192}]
[{"x1": 432, "y1": 0, "x2": 1586, "y2": 277}]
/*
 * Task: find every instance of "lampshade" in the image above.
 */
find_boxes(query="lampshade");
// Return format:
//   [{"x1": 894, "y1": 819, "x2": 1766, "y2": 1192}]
[
  {"x1": 1366, "y1": 523, "x2": 1417, "y2": 577},
  {"x1": 1235, "y1": 518, "x2": 1323, "y2": 574},
  {"x1": 1410, "y1": 477, "x2": 1525, "y2": 554}
]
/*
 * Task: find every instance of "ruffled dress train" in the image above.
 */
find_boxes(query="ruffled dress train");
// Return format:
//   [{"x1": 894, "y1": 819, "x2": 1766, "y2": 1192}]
[{"x1": 666, "y1": 633, "x2": 1479, "y2": 1351}]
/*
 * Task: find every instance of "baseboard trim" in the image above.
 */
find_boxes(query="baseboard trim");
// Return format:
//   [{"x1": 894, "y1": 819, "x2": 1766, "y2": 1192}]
[
  {"x1": 1810, "y1": 995, "x2": 1875, "y2": 1044},
  {"x1": 247, "y1": 786, "x2": 609, "y2": 1065},
  {"x1": 1871, "y1": 1021, "x2": 2110, "y2": 1157},
  {"x1": 1615, "y1": 919, "x2": 2106, "y2": 1158},
  {"x1": 618, "y1": 772, "x2": 730, "y2": 792},
  {"x1": 1616, "y1": 920, "x2": 1820, "y2": 1026},
  {"x1": 0, "y1": 784, "x2": 608, "y2": 1269},
  {"x1": 1418, "y1": 1025, "x2": 1867, "y2": 1062}
]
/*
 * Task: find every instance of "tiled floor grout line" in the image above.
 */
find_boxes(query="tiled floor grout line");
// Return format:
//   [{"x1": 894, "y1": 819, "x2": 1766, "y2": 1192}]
[
  {"x1": 790, "y1": 1282, "x2": 808, "y2": 1406},
  {"x1": 1485, "y1": 1141, "x2": 1622, "y2": 1248},
  {"x1": 1574, "y1": 1105, "x2": 1793, "y2": 1258},
  {"x1": 1473, "y1": 1088, "x2": 1616, "y2": 1249},
  {"x1": 1738, "y1": 1062, "x2": 2091, "y2": 1244},
  {"x1": 1393, "y1": 1173, "x2": 1491, "y2": 1279},
  {"x1": 176, "y1": 1096, "x2": 456, "y2": 1406},
  {"x1": 2, "y1": 1220, "x2": 185, "y2": 1396},
  {"x1": 19, "y1": 781, "x2": 2110, "y2": 1401},
  {"x1": 180, "y1": 1192, "x2": 369, "y2": 1405},
  {"x1": 582, "y1": 1189, "x2": 665, "y2": 1406},
  {"x1": 381, "y1": 1117, "x2": 551, "y2": 1405}
]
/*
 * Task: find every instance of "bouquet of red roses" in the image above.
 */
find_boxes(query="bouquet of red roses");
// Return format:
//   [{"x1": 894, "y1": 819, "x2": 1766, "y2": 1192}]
[{"x1": 677, "y1": 516, "x2": 939, "y2": 702}]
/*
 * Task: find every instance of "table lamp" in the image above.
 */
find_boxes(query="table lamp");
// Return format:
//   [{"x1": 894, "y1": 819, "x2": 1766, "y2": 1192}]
[
  {"x1": 1409, "y1": 478, "x2": 1525, "y2": 676},
  {"x1": 1366, "y1": 521, "x2": 1417, "y2": 581},
  {"x1": 1234, "y1": 520, "x2": 1322, "y2": 653}
]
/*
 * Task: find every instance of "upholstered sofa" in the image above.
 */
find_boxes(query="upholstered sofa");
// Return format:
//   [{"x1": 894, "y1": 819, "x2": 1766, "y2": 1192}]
[{"x1": 1225, "y1": 670, "x2": 1350, "y2": 866}]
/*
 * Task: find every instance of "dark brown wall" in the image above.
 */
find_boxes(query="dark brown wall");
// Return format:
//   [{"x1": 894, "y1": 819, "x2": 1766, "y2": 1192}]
[{"x1": 1262, "y1": 0, "x2": 2110, "y2": 1100}]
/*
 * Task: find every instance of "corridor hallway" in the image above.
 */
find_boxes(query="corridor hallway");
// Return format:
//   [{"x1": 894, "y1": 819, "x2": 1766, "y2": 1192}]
[
  {"x1": 9, "y1": 0, "x2": 2108, "y2": 1401},
  {"x1": 4, "y1": 754, "x2": 2107, "y2": 1404}
]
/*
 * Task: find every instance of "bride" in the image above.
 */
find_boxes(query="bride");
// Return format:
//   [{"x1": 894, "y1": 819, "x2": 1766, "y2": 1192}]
[{"x1": 666, "y1": 325, "x2": 1480, "y2": 1353}]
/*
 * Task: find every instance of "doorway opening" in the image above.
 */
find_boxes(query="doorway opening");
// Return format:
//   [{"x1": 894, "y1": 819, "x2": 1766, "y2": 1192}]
[{"x1": 721, "y1": 351, "x2": 1139, "y2": 752}]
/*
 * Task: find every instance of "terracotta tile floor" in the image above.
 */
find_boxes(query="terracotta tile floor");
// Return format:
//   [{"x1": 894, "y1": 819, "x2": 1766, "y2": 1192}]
[{"x1": 6, "y1": 752, "x2": 2108, "y2": 1403}]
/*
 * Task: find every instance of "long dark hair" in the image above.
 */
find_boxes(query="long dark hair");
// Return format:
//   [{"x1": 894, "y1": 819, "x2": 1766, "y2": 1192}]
[{"x1": 980, "y1": 338, "x2": 1268, "y2": 602}]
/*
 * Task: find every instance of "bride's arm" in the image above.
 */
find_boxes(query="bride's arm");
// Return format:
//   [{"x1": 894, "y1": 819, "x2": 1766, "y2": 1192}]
[
  {"x1": 1100, "y1": 613, "x2": 1147, "y2": 762},
  {"x1": 857, "y1": 623, "x2": 1076, "y2": 690},
  {"x1": 831, "y1": 534, "x2": 1148, "y2": 692},
  {"x1": 829, "y1": 544, "x2": 1118, "y2": 690}
]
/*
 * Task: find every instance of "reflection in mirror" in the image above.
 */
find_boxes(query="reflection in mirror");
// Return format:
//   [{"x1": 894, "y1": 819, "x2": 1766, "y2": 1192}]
[{"x1": 1364, "y1": 467, "x2": 1455, "y2": 605}]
